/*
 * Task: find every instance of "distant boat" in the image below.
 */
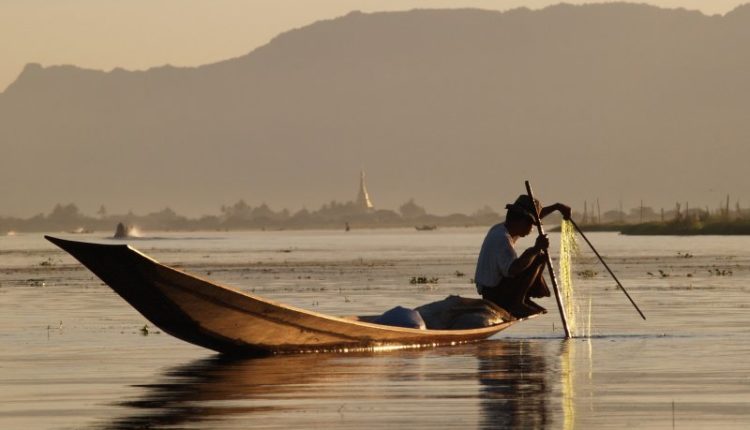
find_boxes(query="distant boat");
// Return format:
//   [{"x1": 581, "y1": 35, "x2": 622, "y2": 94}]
[{"x1": 415, "y1": 225, "x2": 437, "y2": 231}]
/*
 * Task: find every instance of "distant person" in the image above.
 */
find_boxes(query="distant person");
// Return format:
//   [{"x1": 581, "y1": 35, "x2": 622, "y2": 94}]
[
  {"x1": 113, "y1": 222, "x2": 129, "y2": 239},
  {"x1": 475, "y1": 195, "x2": 571, "y2": 318}
]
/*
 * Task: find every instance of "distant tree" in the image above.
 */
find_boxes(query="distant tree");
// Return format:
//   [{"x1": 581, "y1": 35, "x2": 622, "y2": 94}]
[
  {"x1": 602, "y1": 209, "x2": 626, "y2": 224},
  {"x1": 221, "y1": 200, "x2": 252, "y2": 220},
  {"x1": 399, "y1": 198, "x2": 427, "y2": 219},
  {"x1": 48, "y1": 203, "x2": 82, "y2": 222},
  {"x1": 252, "y1": 203, "x2": 276, "y2": 220},
  {"x1": 97, "y1": 205, "x2": 107, "y2": 219},
  {"x1": 629, "y1": 206, "x2": 656, "y2": 222},
  {"x1": 289, "y1": 208, "x2": 312, "y2": 225},
  {"x1": 149, "y1": 207, "x2": 179, "y2": 219},
  {"x1": 472, "y1": 205, "x2": 498, "y2": 218}
]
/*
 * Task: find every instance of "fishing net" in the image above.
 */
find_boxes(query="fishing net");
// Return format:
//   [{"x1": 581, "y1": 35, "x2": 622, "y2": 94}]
[{"x1": 559, "y1": 220, "x2": 583, "y2": 337}]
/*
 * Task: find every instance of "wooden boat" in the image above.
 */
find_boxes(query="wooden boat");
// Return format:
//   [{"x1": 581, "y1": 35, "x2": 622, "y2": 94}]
[{"x1": 46, "y1": 236, "x2": 527, "y2": 356}]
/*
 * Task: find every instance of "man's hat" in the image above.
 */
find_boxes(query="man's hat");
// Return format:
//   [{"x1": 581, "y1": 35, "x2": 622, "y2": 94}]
[{"x1": 505, "y1": 195, "x2": 541, "y2": 221}]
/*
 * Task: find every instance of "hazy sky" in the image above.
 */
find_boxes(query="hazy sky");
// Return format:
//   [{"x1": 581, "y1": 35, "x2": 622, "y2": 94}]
[{"x1": 1, "y1": 1, "x2": 747, "y2": 92}]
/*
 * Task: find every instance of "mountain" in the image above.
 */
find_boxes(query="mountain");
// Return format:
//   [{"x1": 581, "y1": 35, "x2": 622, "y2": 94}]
[{"x1": 2, "y1": 3, "x2": 750, "y2": 217}]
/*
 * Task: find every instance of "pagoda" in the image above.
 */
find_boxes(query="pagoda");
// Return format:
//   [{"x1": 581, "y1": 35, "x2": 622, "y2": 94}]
[{"x1": 356, "y1": 170, "x2": 374, "y2": 211}]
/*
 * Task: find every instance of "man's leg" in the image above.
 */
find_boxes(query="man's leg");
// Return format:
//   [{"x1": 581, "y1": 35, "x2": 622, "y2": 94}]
[
  {"x1": 528, "y1": 268, "x2": 550, "y2": 298},
  {"x1": 482, "y1": 264, "x2": 545, "y2": 318},
  {"x1": 523, "y1": 262, "x2": 548, "y2": 314}
]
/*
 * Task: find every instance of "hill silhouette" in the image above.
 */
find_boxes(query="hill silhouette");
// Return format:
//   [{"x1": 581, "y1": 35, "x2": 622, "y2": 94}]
[{"x1": 1, "y1": 3, "x2": 749, "y2": 217}]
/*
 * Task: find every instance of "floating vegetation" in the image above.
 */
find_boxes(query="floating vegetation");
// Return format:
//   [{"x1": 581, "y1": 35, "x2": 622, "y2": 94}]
[
  {"x1": 677, "y1": 252, "x2": 694, "y2": 258},
  {"x1": 576, "y1": 269, "x2": 597, "y2": 279},
  {"x1": 410, "y1": 276, "x2": 439, "y2": 284},
  {"x1": 46, "y1": 321, "x2": 63, "y2": 332},
  {"x1": 39, "y1": 257, "x2": 57, "y2": 266},
  {"x1": 709, "y1": 268, "x2": 733, "y2": 276},
  {"x1": 621, "y1": 219, "x2": 750, "y2": 236},
  {"x1": 658, "y1": 269, "x2": 670, "y2": 278},
  {"x1": 139, "y1": 324, "x2": 161, "y2": 335},
  {"x1": 454, "y1": 270, "x2": 465, "y2": 277}
]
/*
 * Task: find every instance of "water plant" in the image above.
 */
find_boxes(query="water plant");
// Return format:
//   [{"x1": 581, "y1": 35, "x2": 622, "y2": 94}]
[
  {"x1": 576, "y1": 269, "x2": 597, "y2": 279},
  {"x1": 410, "y1": 276, "x2": 439, "y2": 284}
]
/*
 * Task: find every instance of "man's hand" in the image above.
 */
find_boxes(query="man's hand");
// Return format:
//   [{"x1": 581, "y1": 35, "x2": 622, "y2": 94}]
[
  {"x1": 557, "y1": 203, "x2": 572, "y2": 220},
  {"x1": 534, "y1": 234, "x2": 549, "y2": 251},
  {"x1": 540, "y1": 203, "x2": 573, "y2": 220}
]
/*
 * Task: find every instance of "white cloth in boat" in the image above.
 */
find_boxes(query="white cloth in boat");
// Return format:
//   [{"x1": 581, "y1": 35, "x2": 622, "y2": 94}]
[
  {"x1": 373, "y1": 306, "x2": 427, "y2": 329},
  {"x1": 474, "y1": 223, "x2": 518, "y2": 295}
]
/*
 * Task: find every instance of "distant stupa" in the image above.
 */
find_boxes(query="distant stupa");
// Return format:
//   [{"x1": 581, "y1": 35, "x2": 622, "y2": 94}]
[{"x1": 356, "y1": 170, "x2": 374, "y2": 211}]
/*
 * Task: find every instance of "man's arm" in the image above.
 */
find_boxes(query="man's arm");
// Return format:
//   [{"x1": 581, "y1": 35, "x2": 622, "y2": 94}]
[
  {"x1": 540, "y1": 203, "x2": 572, "y2": 220},
  {"x1": 507, "y1": 235, "x2": 548, "y2": 277}
]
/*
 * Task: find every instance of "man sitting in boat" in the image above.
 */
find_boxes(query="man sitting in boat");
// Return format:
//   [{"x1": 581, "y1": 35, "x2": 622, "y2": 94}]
[{"x1": 475, "y1": 195, "x2": 571, "y2": 318}]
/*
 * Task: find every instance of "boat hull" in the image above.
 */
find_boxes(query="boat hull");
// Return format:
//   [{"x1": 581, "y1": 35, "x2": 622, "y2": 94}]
[{"x1": 46, "y1": 236, "x2": 523, "y2": 355}]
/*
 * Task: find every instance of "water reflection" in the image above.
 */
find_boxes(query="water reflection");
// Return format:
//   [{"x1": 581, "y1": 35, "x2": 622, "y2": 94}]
[
  {"x1": 477, "y1": 340, "x2": 550, "y2": 429},
  {"x1": 103, "y1": 353, "x2": 337, "y2": 429},
  {"x1": 103, "y1": 340, "x2": 553, "y2": 429},
  {"x1": 560, "y1": 340, "x2": 575, "y2": 430}
]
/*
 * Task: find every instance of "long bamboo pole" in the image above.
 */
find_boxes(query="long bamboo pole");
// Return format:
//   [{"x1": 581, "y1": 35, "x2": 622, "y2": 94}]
[
  {"x1": 525, "y1": 181, "x2": 571, "y2": 338},
  {"x1": 569, "y1": 219, "x2": 646, "y2": 320}
]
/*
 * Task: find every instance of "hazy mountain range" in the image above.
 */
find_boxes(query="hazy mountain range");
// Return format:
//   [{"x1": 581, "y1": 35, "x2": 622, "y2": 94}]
[{"x1": 2, "y1": 3, "x2": 750, "y2": 218}]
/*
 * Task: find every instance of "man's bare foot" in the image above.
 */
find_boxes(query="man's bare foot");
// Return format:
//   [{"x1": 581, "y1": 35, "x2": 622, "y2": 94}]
[
  {"x1": 506, "y1": 302, "x2": 539, "y2": 318},
  {"x1": 525, "y1": 299, "x2": 547, "y2": 315}
]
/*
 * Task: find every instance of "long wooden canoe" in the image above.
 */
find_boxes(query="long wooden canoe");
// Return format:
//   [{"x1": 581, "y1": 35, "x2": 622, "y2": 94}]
[{"x1": 46, "y1": 236, "x2": 526, "y2": 356}]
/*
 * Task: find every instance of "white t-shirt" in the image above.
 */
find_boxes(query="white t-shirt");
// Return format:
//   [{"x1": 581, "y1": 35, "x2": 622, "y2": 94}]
[{"x1": 474, "y1": 223, "x2": 518, "y2": 294}]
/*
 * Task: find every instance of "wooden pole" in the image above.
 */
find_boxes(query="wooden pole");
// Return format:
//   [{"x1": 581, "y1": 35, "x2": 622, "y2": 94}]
[
  {"x1": 570, "y1": 219, "x2": 647, "y2": 320},
  {"x1": 726, "y1": 194, "x2": 731, "y2": 221},
  {"x1": 583, "y1": 200, "x2": 588, "y2": 224},
  {"x1": 640, "y1": 200, "x2": 644, "y2": 223},
  {"x1": 524, "y1": 181, "x2": 571, "y2": 338}
]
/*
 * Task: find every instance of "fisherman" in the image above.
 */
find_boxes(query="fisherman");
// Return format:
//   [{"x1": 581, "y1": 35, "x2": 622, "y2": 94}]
[
  {"x1": 113, "y1": 222, "x2": 129, "y2": 239},
  {"x1": 475, "y1": 195, "x2": 571, "y2": 318}
]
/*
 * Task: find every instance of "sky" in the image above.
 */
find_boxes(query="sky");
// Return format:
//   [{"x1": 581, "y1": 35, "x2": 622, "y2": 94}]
[{"x1": 0, "y1": 0, "x2": 748, "y2": 92}]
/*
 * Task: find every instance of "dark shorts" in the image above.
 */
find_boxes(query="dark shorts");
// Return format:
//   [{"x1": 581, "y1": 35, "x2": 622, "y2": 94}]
[{"x1": 480, "y1": 267, "x2": 550, "y2": 309}]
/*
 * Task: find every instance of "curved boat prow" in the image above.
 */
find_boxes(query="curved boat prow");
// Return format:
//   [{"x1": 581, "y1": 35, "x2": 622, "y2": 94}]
[
  {"x1": 46, "y1": 235, "x2": 268, "y2": 355},
  {"x1": 46, "y1": 236, "x2": 524, "y2": 356}
]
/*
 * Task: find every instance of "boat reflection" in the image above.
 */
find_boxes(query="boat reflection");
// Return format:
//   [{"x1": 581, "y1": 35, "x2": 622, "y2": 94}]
[
  {"x1": 104, "y1": 353, "x2": 338, "y2": 429},
  {"x1": 477, "y1": 340, "x2": 550, "y2": 429},
  {"x1": 103, "y1": 340, "x2": 552, "y2": 429}
]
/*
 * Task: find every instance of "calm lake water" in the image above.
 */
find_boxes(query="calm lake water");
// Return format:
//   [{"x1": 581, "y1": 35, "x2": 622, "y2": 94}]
[{"x1": 1, "y1": 228, "x2": 749, "y2": 429}]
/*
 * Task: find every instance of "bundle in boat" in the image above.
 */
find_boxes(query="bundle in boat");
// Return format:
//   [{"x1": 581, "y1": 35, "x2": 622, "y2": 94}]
[
  {"x1": 416, "y1": 295, "x2": 513, "y2": 329},
  {"x1": 372, "y1": 297, "x2": 512, "y2": 330}
]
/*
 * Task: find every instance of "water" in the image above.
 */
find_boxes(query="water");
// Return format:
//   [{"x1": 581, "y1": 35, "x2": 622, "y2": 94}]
[{"x1": 1, "y1": 228, "x2": 749, "y2": 429}]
